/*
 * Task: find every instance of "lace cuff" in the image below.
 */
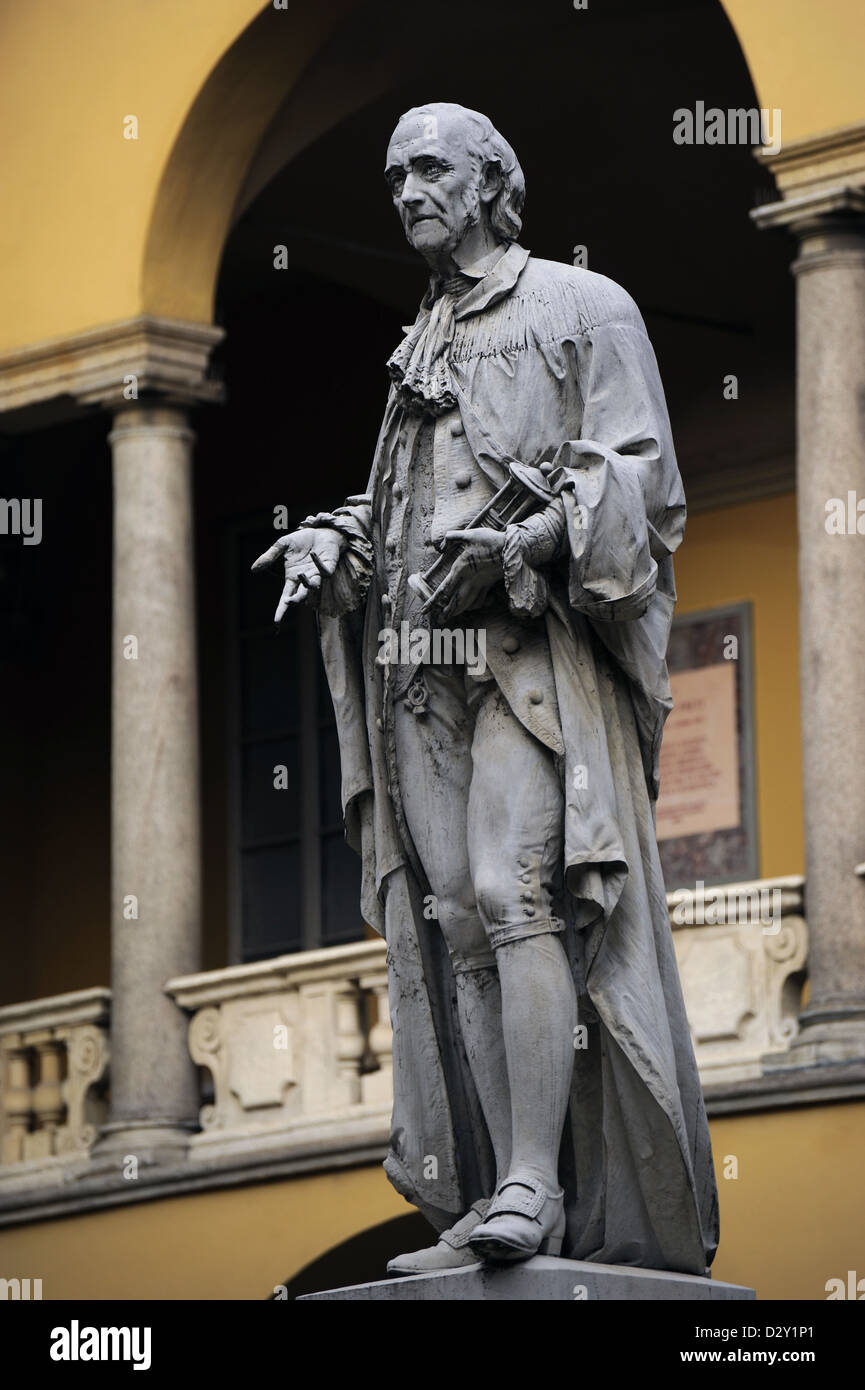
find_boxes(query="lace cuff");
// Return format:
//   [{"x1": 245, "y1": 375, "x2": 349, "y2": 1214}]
[
  {"x1": 301, "y1": 501, "x2": 373, "y2": 615},
  {"x1": 502, "y1": 500, "x2": 566, "y2": 618}
]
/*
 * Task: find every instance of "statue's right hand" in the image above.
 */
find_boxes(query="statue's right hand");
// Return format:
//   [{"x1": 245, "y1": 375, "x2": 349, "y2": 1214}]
[{"x1": 251, "y1": 526, "x2": 344, "y2": 623}]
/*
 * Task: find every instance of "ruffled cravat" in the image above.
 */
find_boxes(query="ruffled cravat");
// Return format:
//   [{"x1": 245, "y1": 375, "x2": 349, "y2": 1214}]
[
  {"x1": 386, "y1": 244, "x2": 531, "y2": 417},
  {"x1": 386, "y1": 274, "x2": 472, "y2": 416}
]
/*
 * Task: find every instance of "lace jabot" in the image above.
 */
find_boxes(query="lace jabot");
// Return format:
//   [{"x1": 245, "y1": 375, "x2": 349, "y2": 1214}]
[{"x1": 387, "y1": 243, "x2": 530, "y2": 416}]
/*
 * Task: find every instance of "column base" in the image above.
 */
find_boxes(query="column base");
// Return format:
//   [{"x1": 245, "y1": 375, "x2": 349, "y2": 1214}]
[
  {"x1": 297, "y1": 1255, "x2": 755, "y2": 1302},
  {"x1": 89, "y1": 1119, "x2": 196, "y2": 1173},
  {"x1": 765, "y1": 1006, "x2": 865, "y2": 1071}
]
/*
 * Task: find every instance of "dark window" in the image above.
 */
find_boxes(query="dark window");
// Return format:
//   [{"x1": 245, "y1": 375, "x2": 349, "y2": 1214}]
[{"x1": 227, "y1": 520, "x2": 364, "y2": 961}]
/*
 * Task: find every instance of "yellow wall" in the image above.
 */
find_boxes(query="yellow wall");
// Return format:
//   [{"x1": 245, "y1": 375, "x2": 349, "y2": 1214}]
[
  {"x1": 709, "y1": 1102, "x2": 865, "y2": 1299},
  {"x1": 0, "y1": 0, "x2": 356, "y2": 352},
  {"x1": 0, "y1": 1, "x2": 260, "y2": 351},
  {"x1": 722, "y1": 0, "x2": 865, "y2": 143},
  {"x1": 0, "y1": 1166, "x2": 406, "y2": 1301},
  {"x1": 2, "y1": 1101, "x2": 862, "y2": 1299},
  {"x1": 674, "y1": 491, "x2": 803, "y2": 880}
]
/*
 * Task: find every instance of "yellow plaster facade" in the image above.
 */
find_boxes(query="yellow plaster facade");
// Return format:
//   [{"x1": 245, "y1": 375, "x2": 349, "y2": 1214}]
[
  {"x1": 722, "y1": 0, "x2": 865, "y2": 143},
  {"x1": 675, "y1": 492, "x2": 803, "y2": 881}
]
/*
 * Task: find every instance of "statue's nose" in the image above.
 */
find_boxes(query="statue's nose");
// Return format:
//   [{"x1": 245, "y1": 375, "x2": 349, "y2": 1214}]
[{"x1": 399, "y1": 174, "x2": 424, "y2": 206}]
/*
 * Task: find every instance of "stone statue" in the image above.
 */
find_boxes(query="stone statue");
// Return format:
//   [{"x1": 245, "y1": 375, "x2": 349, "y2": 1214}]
[{"x1": 255, "y1": 102, "x2": 719, "y2": 1277}]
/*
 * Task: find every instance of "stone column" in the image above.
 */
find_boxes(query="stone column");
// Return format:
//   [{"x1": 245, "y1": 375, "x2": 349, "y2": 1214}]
[
  {"x1": 96, "y1": 403, "x2": 202, "y2": 1164},
  {"x1": 755, "y1": 182, "x2": 865, "y2": 1069}
]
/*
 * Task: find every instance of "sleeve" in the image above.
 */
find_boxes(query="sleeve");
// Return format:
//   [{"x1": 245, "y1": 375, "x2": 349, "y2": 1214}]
[
  {"x1": 501, "y1": 499, "x2": 567, "y2": 618},
  {"x1": 547, "y1": 318, "x2": 686, "y2": 623},
  {"x1": 300, "y1": 496, "x2": 374, "y2": 616}
]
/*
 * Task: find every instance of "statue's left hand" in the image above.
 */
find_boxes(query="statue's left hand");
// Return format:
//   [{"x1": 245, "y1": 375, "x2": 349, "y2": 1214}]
[{"x1": 426, "y1": 527, "x2": 505, "y2": 619}]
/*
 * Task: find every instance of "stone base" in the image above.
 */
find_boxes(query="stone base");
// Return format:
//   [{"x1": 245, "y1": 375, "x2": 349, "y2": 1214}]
[
  {"x1": 765, "y1": 1016, "x2": 865, "y2": 1069},
  {"x1": 88, "y1": 1121, "x2": 193, "y2": 1173},
  {"x1": 297, "y1": 1255, "x2": 755, "y2": 1301}
]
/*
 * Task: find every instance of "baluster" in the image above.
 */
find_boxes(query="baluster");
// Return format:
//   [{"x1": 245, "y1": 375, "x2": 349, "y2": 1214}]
[
  {"x1": 0, "y1": 1036, "x2": 33, "y2": 1164},
  {"x1": 360, "y1": 973, "x2": 393, "y2": 1105},
  {"x1": 334, "y1": 984, "x2": 366, "y2": 1106},
  {"x1": 25, "y1": 1031, "x2": 65, "y2": 1159}
]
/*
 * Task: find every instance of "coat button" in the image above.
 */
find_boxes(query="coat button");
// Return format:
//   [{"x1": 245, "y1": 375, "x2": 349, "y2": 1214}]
[
  {"x1": 518, "y1": 856, "x2": 530, "y2": 868},
  {"x1": 502, "y1": 634, "x2": 520, "y2": 654},
  {"x1": 450, "y1": 419, "x2": 465, "y2": 436},
  {"x1": 528, "y1": 688, "x2": 544, "y2": 705},
  {"x1": 455, "y1": 470, "x2": 472, "y2": 489},
  {"x1": 519, "y1": 872, "x2": 531, "y2": 884},
  {"x1": 524, "y1": 906, "x2": 536, "y2": 918}
]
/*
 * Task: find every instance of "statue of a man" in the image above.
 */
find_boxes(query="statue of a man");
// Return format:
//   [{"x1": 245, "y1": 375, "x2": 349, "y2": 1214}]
[{"x1": 255, "y1": 102, "x2": 719, "y2": 1277}]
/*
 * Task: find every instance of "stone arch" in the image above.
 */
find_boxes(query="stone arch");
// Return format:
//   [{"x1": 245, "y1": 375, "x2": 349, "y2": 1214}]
[
  {"x1": 143, "y1": 0, "x2": 800, "y2": 333},
  {"x1": 276, "y1": 1212, "x2": 430, "y2": 1299},
  {"x1": 140, "y1": 0, "x2": 365, "y2": 325},
  {"x1": 719, "y1": 0, "x2": 865, "y2": 144}
]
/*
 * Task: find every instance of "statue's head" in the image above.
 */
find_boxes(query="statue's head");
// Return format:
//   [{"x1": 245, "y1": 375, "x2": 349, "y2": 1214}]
[{"x1": 385, "y1": 102, "x2": 525, "y2": 265}]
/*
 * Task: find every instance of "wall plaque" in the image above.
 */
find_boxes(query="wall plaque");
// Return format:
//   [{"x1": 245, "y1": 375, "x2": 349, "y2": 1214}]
[{"x1": 657, "y1": 602, "x2": 758, "y2": 890}]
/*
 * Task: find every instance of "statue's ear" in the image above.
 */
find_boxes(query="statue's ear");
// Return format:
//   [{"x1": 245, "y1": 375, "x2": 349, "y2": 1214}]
[{"x1": 480, "y1": 160, "x2": 503, "y2": 204}]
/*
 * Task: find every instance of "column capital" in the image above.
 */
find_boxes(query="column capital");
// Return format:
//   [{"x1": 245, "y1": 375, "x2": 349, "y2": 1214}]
[
  {"x1": 751, "y1": 184, "x2": 865, "y2": 238},
  {"x1": 750, "y1": 119, "x2": 865, "y2": 240},
  {"x1": 0, "y1": 314, "x2": 224, "y2": 419}
]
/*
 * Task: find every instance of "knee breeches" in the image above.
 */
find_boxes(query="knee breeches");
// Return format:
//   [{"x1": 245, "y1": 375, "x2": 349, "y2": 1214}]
[{"x1": 393, "y1": 662, "x2": 564, "y2": 972}]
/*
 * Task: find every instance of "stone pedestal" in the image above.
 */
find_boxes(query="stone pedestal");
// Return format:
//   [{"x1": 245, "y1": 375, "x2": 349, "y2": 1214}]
[{"x1": 297, "y1": 1255, "x2": 755, "y2": 1301}]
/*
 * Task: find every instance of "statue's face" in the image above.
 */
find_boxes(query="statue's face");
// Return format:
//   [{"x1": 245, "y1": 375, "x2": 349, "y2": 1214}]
[{"x1": 385, "y1": 110, "x2": 484, "y2": 261}]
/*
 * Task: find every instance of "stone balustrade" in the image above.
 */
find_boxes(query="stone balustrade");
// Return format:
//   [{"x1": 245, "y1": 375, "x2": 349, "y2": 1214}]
[
  {"x1": 0, "y1": 989, "x2": 110, "y2": 1184},
  {"x1": 669, "y1": 875, "x2": 807, "y2": 1087},
  {"x1": 164, "y1": 940, "x2": 394, "y2": 1164},
  {"x1": 0, "y1": 879, "x2": 807, "y2": 1202}
]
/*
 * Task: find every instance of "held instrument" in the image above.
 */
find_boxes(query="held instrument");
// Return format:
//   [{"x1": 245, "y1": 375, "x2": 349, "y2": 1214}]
[{"x1": 407, "y1": 460, "x2": 556, "y2": 614}]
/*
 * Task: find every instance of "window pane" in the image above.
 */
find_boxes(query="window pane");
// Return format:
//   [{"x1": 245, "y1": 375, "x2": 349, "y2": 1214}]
[
  {"x1": 242, "y1": 737, "x2": 300, "y2": 843},
  {"x1": 241, "y1": 629, "x2": 300, "y2": 735},
  {"x1": 241, "y1": 843, "x2": 302, "y2": 960},
  {"x1": 320, "y1": 831, "x2": 364, "y2": 944}
]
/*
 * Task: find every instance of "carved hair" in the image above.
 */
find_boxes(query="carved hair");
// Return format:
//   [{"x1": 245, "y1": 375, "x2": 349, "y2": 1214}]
[{"x1": 398, "y1": 102, "x2": 526, "y2": 243}]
